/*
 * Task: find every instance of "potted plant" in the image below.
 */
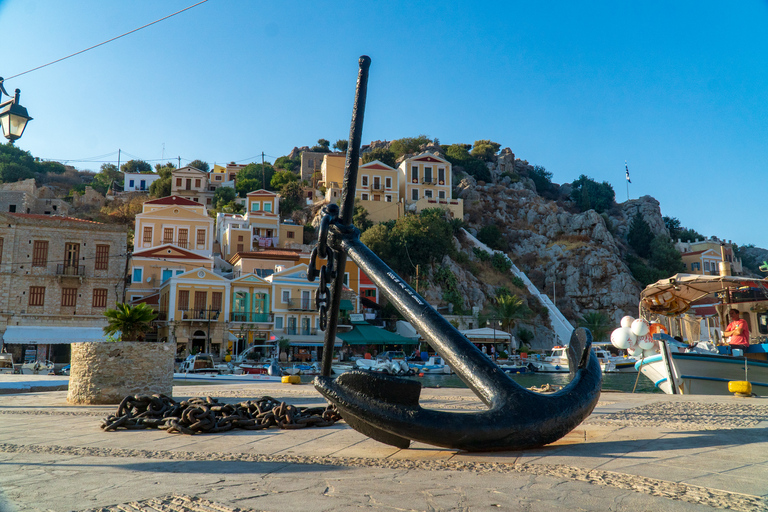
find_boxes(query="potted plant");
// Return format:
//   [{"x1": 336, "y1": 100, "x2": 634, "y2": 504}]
[{"x1": 67, "y1": 303, "x2": 175, "y2": 405}]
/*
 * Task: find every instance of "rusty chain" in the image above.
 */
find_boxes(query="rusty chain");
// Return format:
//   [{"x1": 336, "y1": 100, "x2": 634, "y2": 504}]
[{"x1": 100, "y1": 394, "x2": 342, "y2": 435}]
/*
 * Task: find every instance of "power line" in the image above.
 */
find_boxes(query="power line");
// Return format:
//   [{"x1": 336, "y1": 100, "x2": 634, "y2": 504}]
[{"x1": 4, "y1": 1, "x2": 210, "y2": 81}]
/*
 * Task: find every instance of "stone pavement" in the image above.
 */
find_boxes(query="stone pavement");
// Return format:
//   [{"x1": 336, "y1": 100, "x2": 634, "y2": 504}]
[{"x1": 0, "y1": 381, "x2": 767, "y2": 511}]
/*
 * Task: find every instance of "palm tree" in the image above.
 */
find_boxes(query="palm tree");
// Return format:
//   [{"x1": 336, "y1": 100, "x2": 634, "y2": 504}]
[
  {"x1": 103, "y1": 303, "x2": 158, "y2": 342},
  {"x1": 578, "y1": 311, "x2": 611, "y2": 343},
  {"x1": 492, "y1": 294, "x2": 529, "y2": 332}
]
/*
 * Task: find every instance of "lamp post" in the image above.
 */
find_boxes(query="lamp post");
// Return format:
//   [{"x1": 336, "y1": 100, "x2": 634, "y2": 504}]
[{"x1": 0, "y1": 86, "x2": 32, "y2": 142}]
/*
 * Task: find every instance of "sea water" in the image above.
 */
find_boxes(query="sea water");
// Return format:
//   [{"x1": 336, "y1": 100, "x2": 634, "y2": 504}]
[{"x1": 302, "y1": 370, "x2": 661, "y2": 393}]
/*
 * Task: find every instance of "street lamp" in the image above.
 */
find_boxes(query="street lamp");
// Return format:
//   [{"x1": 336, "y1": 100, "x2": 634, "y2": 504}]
[{"x1": 0, "y1": 88, "x2": 32, "y2": 142}]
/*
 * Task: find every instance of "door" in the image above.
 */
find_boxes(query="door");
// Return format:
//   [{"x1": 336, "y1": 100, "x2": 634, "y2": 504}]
[
  {"x1": 301, "y1": 290, "x2": 311, "y2": 310},
  {"x1": 64, "y1": 243, "x2": 80, "y2": 274}
]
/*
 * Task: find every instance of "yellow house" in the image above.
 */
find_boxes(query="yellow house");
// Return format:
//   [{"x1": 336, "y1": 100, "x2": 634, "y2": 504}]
[
  {"x1": 681, "y1": 249, "x2": 723, "y2": 276},
  {"x1": 157, "y1": 267, "x2": 230, "y2": 356},
  {"x1": 227, "y1": 273, "x2": 274, "y2": 357},
  {"x1": 134, "y1": 196, "x2": 214, "y2": 257},
  {"x1": 229, "y1": 248, "x2": 304, "y2": 277},
  {"x1": 171, "y1": 166, "x2": 215, "y2": 206},
  {"x1": 398, "y1": 151, "x2": 463, "y2": 218},
  {"x1": 126, "y1": 244, "x2": 214, "y2": 302},
  {"x1": 211, "y1": 162, "x2": 246, "y2": 185},
  {"x1": 356, "y1": 160, "x2": 402, "y2": 223}
]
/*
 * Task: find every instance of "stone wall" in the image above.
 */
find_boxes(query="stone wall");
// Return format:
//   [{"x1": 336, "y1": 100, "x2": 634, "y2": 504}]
[{"x1": 67, "y1": 341, "x2": 175, "y2": 404}]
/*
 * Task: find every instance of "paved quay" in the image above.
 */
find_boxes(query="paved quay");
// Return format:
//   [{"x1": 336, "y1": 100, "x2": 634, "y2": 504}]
[{"x1": 0, "y1": 380, "x2": 767, "y2": 512}]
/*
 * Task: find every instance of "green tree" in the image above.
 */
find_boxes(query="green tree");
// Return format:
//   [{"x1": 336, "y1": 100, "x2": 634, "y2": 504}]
[
  {"x1": 477, "y1": 224, "x2": 505, "y2": 251},
  {"x1": 92, "y1": 163, "x2": 122, "y2": 194},
  {"x1": 528, "y1": 165, "x2": 553, "y2": 196},
  {"x1": 0, "y1": 162, "x2": 34, "y2": 182},
  {"x1": 278, "y1": 181, "x2": 304, "y2": 216},
  {"x1": 187, "y1": 159, "x2": 209, "y2": 172},
  {"x1": 333, "y1": 139, "x2": 349, "y2": 152},
  {"x1": 578, "y1": 311, "x2": 611, "y2": 343},
  {"x1": 274, "y1": 155, "x2": 299, "y2": 172},
  {"x1": 492, "y1": 294, "x2": 529, "y2": 332},
  {"x1": 154, "y1": 162, "x2": 176, "y2": 178},
  {"x1": 103, "y1": 303, "x2": 158, "y2": 342},
  {"x1": 470, "y1": 140, "x2": 501, "y2": 161},
  {"x1": 627, "y1": 212, "x2": 654, "y2": 258},
  {"x1": 663, "y1": 216, "x2": 682, "y2": 240},
  {"x1": 648, "y1": 235, "x2": 685, "y2": 276},
  {"x1": 353, "y1": 200, "x2": 373, "y2": 232},
  {"x1": 362, "y1": 147, "x2": 396, "y2": 168},
  {"x1": 444, "y1": 143, "x2": 472, "y2": 161},
  {"x1": 120, "y1": 160, "x2": 152, "y2": 174},
  {"x1": 442, "y1": 143, "x2": 491, "y2": 182},
  {"x1": 236, "y1": 163, "x2": 275, "y2": 196},
  {"x1": 149, "y1": 177, "x2": 171, "y2": 198},
  {"x1": 270, "y1": 169, "x2": 298, "y2": 189},
  {"x1": 390, "y1": 135, "x2": 431, "y2": 159},
  {"x1": 311, "y1": 139, "x2": 331, "y2": 152},
  {"x1": 213, "y1": 186, "x2": 237, "y2": 208},
  {"x1": 679, "y1": 227, "x2": 704, "y2": 243},
  {"x1": 570, "y1": 174, "x2": 615, "y2": 213}
]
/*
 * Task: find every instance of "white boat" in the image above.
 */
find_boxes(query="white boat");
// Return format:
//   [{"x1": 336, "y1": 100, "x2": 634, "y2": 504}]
[
  {"x1": 528, "y1": 346, "x2": 630, "y2": 373},
  {"x1": 173, "y1": 372, "x2": 284, "y2": 383},
  {"x1": 19, "y1": 360, "x2": 54, "y2": 375},
  {"x1": 177, "y1": 354, "x2": 219, "y2": 374},
  {"x1": 636, "y1": 273, "x2": 768, "y2": 396},
  {"x1": 355, "y1": 351, "x2": 412, "y2": 375},
  {"x1": 409, "y1": 356, "x2": 453, "y2": 374},
  {"x1": 0, "y1": 353, "x2": 15, "y2": 375}
]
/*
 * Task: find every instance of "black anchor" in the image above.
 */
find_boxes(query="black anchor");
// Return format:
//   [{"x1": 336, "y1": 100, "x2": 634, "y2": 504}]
[{"x1": 311, "y1": 56, "x2": 602, "y2": 451}]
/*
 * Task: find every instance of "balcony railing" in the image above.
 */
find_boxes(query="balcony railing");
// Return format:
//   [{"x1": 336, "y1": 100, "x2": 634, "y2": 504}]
[
  {"x1": 179, "y1": 308, "x2": 221, "y2": 321},
  {"x1": 230, "y1": 312, "x2": 272, "y2": 323},
  {"x1": 287, "y1": 298, "x2": 315, "y2": 311},
  {"x1": 371, "y1": 183, "x2": 382, "y2": 190},
  {"x1": 56, "y1": 264, "x2": 85, "y2": 277},
  {"x1": 285, "y1": 327, "x2": 318, "y2": 336}
]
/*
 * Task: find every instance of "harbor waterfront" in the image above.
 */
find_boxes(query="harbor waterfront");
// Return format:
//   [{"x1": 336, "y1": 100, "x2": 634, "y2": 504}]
[{"x1": 0, "y1": 382, "x2": 766, "y2": 511}]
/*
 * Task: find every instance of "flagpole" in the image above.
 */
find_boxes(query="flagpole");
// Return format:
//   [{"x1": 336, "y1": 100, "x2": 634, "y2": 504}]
[{"x1": 625, "y1": 160, "x2": 630, "y2": 201}]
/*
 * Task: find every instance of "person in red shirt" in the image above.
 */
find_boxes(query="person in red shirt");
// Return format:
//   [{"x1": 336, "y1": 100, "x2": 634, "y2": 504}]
[{"x1": 723, "y1": 309, "x2": 750, "y2": 352}]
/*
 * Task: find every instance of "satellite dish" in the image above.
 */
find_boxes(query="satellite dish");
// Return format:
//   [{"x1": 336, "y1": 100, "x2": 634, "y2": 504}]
[{"x1": 146, "y1": 277, "x2": 152, "y2": 283}]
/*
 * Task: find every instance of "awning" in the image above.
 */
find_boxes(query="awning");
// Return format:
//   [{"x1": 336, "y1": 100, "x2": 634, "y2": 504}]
[
  {"x1": 281, "y1": 334, "x2": 342, "y2": 347},
  {"x1": 340, "y1": 299, "x2": 354, "y2": 311},
  {"x1": 360, "y1": 296, "x2": 381, "y2": 309},
  {"x1": 228, "y1": 332, "x2": 239, "y2": 342},
  {"x1": 337, "y1": 321, "x2": 419, "y2": 345},
  {"x1": 460, "y1": 327, "x2": 512, "y2": 342},
  {"x1": 2, "y1": 326, "x2": 108, "y2": 344}
]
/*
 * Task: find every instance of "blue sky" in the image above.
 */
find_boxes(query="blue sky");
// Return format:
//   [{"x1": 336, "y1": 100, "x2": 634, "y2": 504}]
[{"x1": 1, "y1": 1, "x2": 767, "y2": 248}]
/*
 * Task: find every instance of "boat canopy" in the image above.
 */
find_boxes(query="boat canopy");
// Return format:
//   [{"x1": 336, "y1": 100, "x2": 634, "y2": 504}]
[
  {"x1": 337, "y1": 321, "x2": 419, "y2": 345},
  {"x1": 640, "y1": 273, "x2": 768, "y2": 316}
]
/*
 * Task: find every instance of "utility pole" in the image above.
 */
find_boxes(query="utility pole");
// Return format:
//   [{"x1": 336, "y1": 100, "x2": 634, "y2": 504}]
[
  {"x1": 178, "y1": 156, "x2": 181, "y2": 169},
  {"x1": 415, "y1": 264, "x2": 419, "y2": 294},
  {"x1": 117, "y1": 149, "x2": 121, "y2": 173},
  {"x1": 261, "y1": 151, "x2": 265, "y2": 189}
]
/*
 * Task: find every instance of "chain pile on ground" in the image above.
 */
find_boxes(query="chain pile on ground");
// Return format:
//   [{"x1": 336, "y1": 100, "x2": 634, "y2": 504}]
[{"x1": 100, "y1": 394, "x2": 342, "y2": 434}]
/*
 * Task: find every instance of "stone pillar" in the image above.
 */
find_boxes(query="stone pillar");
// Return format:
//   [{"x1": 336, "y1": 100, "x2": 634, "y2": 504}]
[{"x1": 67, "y1": 341, "x2": 175, "y2": 405}]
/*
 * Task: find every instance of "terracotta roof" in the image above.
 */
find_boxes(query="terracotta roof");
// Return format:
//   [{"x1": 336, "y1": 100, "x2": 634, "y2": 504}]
[
  {"x1": 5, "y1": 213, "x2": 104, "y2": 225},
  {"x1": 246, "y1": 189, "x2": 277, "y2": 196},
  {"x1": 144, "y1": 195, "x2": 200, "y2": 206},
  {"x1": 229, "y1": 248, "x2": 303, "y2": 264},
  {"x1": 681, "y1": 250, "x2": 707, "y2": 256}
]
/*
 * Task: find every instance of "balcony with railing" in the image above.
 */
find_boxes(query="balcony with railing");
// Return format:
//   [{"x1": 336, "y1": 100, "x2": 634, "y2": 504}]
[
  {"x1": 229, "y1": 311, "x2": 273, "y2": 323},
  {"x1": 56, "y1": 264, "x2": 86, "y2": 277},
  {"x1": 285, "y1": 327, "x2": 318, "y2": 336},
  {"x1": 178, "y1": 308, "x2": 221, "y2": 321},
  {"x1": 287, "y1": 298, "x2": 316, "y2": 311}
]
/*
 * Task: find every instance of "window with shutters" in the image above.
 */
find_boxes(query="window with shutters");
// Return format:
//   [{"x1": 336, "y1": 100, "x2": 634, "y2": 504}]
[
  {"x1": 211, "y1": 292, "x2": 222, "y2": 312},
  {"x1": 196, "y1": 229, "x2": 206, "y2": 246},
  {"x1": 92, "y1": 288, "x2": 107, "y2": 308},
  {"x1": 142, "y1": 226, "x2": 152, "y2": 243},
  {"x1": 163, "y1": 228, "x2": 174, "y2": 244},
  {"x1": 194, "y1": 291, "x2": 207, "y2": 311},
  {"x1": 178, "y1": 290, "x2": 189, "y2": 310},
  {"x1": 32, "y1": 241, "x2": 48, "y2": 267},
  {"x1": 178, "y1": 229, "x2": 188, "y2": 249},
  {"x1": 176, "y1": 178, "x2": 182, "y2": 187},
  {"x1": 29, "y1": 286, "x2": 45, "y2": 306},
  {"x1": 195, "y1": 179, "x2": 201, "y2": 188},
  {"x1": 95, "y1": 244, "x2": 109, "y2": 270},
  {"x1": 237, "y1": 244, "x2": 244, "y2": 253},
  {"x1": 61, "y1": 288, "x2": 77, "y2": 307}
]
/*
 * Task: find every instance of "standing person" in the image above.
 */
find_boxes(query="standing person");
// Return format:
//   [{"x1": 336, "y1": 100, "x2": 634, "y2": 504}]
[
  {"x1": 723, "y1": 309, "x2": 750, "y2": 352},
  {"x1": 490, "y1": 345, "x2": 496, "y2": 360}
]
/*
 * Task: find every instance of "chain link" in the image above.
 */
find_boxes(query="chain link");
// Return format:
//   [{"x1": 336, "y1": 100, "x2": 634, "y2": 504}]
[{"x1": 101, "y1": 394, "x2": 343, "y2": 435}]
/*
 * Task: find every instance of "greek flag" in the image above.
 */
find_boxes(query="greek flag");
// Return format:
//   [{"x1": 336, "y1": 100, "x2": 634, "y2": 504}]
[{"x1": 625, "y1": 162, "x2": 631, "y2": 183}]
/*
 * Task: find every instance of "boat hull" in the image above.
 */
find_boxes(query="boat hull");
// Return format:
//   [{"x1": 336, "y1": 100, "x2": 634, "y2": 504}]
[{"x1": 173, "y1": 372, "x2": 283, "y2": 383}]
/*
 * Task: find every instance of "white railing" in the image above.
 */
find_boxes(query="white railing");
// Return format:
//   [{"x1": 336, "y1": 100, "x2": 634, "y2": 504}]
[{"x1": 461, "y1": 229, "x2": 574, "y2": 346}]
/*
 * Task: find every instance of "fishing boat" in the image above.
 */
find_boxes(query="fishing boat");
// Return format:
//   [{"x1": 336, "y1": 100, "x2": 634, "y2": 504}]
[
  {"x1": 0, "y1": 353, "x2": 15, "y2": 374},
  {"x1": 177, "y1": 354, "x2": 219, "y2": 374},
  {"x1": 409, "y1": 355, "x2": 453, "y2": 375},
  {"x1": 529, "y1": 346, "x2": 630, "y2": 373},
  {"x1": 356, "y1": 351, "x2": 413, "y2": 375},
  {"x1": 19, "y1": 360, "x2": 54, "y2": 375},
  {"x1": 172, "y1": 372, "x2": 284, "y2": 383},
  {"x1": 635, "y1": 273, "x2": 768, "y2": 395}
]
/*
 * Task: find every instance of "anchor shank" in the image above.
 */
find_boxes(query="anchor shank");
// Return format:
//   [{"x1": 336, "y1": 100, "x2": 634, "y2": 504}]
[
  {"x1": 320, "y1": 56, "x2": 371, "y2": 377},
  {"x1": 341, "y1": 235, "x2": 514, "y2": 406}
]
